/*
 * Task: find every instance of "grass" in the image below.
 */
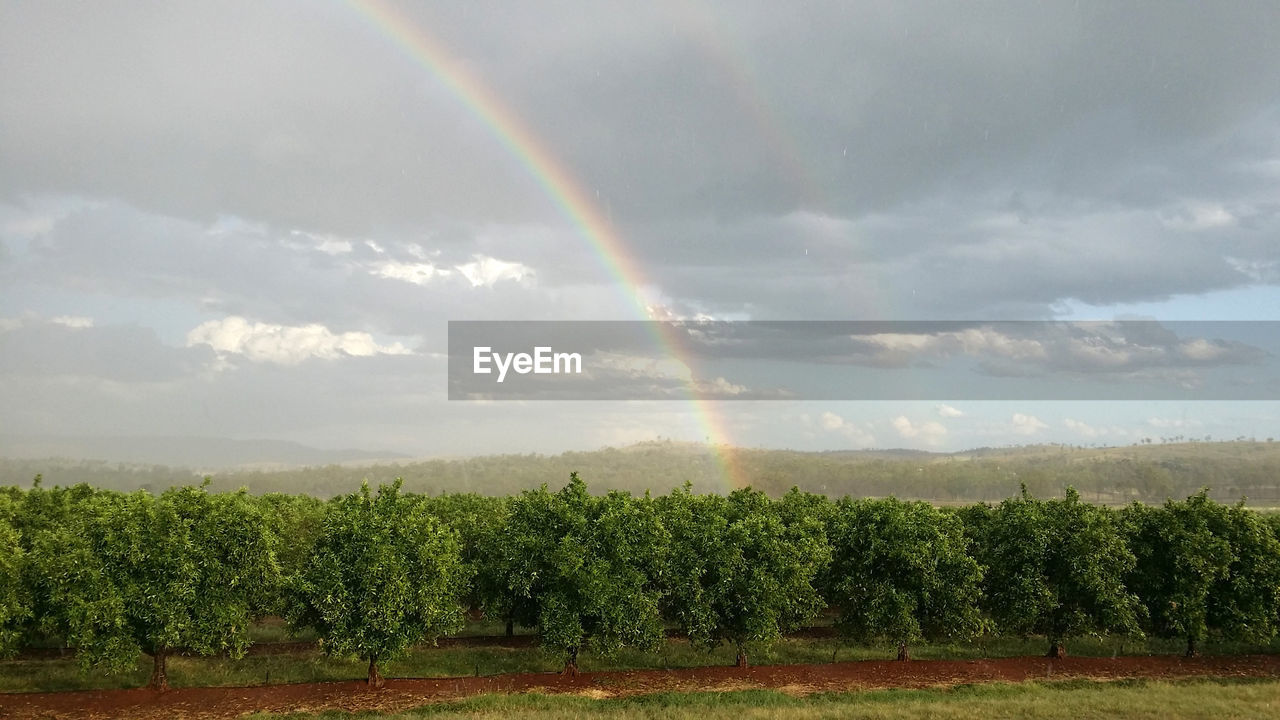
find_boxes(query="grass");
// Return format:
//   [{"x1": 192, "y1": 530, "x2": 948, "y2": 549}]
[
  {"x1": 240, "y1": 678, "x2": 1280, "y2": 719},
  {"x1": 3, "y1": 631, "x2": 1280, "y2": 694}
]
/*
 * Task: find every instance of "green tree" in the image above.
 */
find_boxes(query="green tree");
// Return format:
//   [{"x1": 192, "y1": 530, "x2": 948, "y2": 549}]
[
  {"x1": 501, "y1": 474, "x2": 667, "y2": 674},
  {"x1": 827, "y1": 497, "x2": 984, "y2": 660},
  {"x1": 30, "y1": 485, "x2": 279, "y2": 689},
  {"x1": 1207, "y1": 502, "x2": 1280, "y2": 647},
  {"x1": 659, "y1": 485, "x2": 828, "y2": 667},
  {"x1": 287, "y1": 480, "x2": 466, "y2": 687},
  {"x1": 254, "y1": 493, "x2": 326, "y2": 616},
  {"x1": 422, "y1": 493, "x2": 512, "y2": 632},
  {"x1": 0, "y1": 497, "x2": 28, "y2": 657},
  {"x1": 977, "y1": 487, "x2": 1141, "y2": 657},
  {"x1": 1121, "y1": 492, "x2": 1233, "y2": 656}
]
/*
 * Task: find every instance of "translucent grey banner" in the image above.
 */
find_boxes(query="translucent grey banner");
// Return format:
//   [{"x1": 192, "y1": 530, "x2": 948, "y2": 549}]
[{"x1": 448, "y1": 321, "x2": 1280, "y2": 401}]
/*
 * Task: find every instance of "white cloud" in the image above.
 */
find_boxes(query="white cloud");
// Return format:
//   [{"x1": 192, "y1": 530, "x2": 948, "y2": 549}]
[
  {"x1": 1147, "y1": 416, "x2": 1203, "y2": 429},
  {"x1": 1065, "y1": 336, "x2": 1140, "y2": 368},
  {"x1": 863, "y1": 327, "x2": 1047, "y2": 362},
  {"x1": 1011, "y1": 413, "x2": 1049, "y2": 436},
  {"x1": 186, "y1": 316, "x2": 412, "y2": 365},
  {"x1": 819, "y1": 411, "x2": 876, "y2": 447},
  {"x1": 1, "y1": 314, "x2": 95, "y2": 331},
  {"x1": 1063, "y1": 417, "x2": 1101, "y2": 438},
  {"x1": 1063, "y1": 419, "x2": 1131, "y2": 439},
  {"x1": 1225, "y1": 256, "x2": 1279, "y2": 283},
  {"x1": 936, "y1": 403, "x2": 964, "y2": 418},
  {"x1": 316, "y1": 238, "x2": 352, "y2": 255},
  {"x1": 455, "y1": 255, "x2": 533, "y2": 287},
  {"x1": 1178, "y1": 338, "x2": 1228, "y2": 361},
  {"x1": 372, "y1": 260, "x2": 451, "y2": 286},
  {"x1": 1161, "y1": 202, "x2": 1236, "y2": 231},
  {"x1": 372, "y1": 254, "x2": 531, "y2": 288},
  {"x1": 891, "y1": 415, "x2": 948, "y2": 445},
  {"x1": 50, "y1": 315, "x2": 94, "y2": 329},
  {"x1": 693, "y1": 376, "x2": 749, "y2": 396}
]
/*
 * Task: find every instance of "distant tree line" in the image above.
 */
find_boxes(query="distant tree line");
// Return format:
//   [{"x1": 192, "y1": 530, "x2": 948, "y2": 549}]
[
  {"x1": 2, "y1": 474, "x2": 1279, "y2": 690},
  {"x1": 7, "y1": 441, "x2": 1280, "y2": 504}
]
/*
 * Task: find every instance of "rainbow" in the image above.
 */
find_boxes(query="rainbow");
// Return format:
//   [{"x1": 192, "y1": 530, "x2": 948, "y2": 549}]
[{"x1": 342, "y1": 0, "x2": 747, "y2": 489}]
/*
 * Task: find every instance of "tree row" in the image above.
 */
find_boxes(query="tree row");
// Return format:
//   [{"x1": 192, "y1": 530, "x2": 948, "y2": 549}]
[{"x1": 1, "y1": 475, "x2": 1278, "y2": 689}]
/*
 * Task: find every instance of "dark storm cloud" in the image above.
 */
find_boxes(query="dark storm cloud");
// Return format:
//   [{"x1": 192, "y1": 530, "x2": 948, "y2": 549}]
[
  {"x1": 5, "y1": 2, "x2": 1278, "y2": 224},
  {"x1": 3, "y1": 1, "x2": 1279, "y2": 320}
]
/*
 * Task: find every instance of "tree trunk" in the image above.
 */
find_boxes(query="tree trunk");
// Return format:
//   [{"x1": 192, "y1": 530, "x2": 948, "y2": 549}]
[
  {"x1": 1046, "y1": 641, "x2": 1067, "y2": 659},
  {"x1": 1186, "y1": 635, "x2": 1199, "y2": 658},
  {"x1": 562, "y1": 647, "x2": 579, "y2": 677},
  {"x1": 896, "y1": 643, "x2": 910, "y2": 661},
  {"x1": 506, "y1": 618, "x2": 514, "y2": 638},
  {"x1": 149, "y1": 648, "x2": 169, "y2": 691},
  {"x1": 367, "y1": 657, "x2": 385, "y2": 688},
  {"x1": 735, "y1": 647, "x2": 749, "y2": 668}
]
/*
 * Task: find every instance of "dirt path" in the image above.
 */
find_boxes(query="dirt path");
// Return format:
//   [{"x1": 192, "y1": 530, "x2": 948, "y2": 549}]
[{"x1": 3, "y1": 654, "x2": 1278, "y2": 720}]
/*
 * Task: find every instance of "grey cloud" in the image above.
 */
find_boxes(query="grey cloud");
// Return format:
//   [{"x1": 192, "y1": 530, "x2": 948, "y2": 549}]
[
  {"x1": 5, "y1": 2, "x2": 1279, "y2": 229},
  {"x1": 5, "y1": 200, "x2": 635, "y2": 342},
  {"x1": 0, "y1": 319, "x2": 214, "y2": 382}
]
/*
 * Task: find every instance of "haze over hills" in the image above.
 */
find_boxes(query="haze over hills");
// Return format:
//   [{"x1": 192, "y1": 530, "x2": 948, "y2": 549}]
[
  {"x1": 3, "y1": 439, "x2": 1279, "y2": 507},
  {"x1": 0, "y1": 435, "x2": 407, "y2": 471}
]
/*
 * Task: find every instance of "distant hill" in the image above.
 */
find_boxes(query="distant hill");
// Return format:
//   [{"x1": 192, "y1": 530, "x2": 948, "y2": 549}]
[
  {"x1": 4, "y1": 439, "x2": 1279, "y2": 506},
  {"x1": 0, "y1": 435, "x2": 406, "y2": 471}
]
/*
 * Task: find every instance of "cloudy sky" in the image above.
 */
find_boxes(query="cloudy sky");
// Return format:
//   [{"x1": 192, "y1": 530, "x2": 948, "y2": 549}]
[{"x1": 3, "y1": 0, "x2": 1280, "y2": 459}]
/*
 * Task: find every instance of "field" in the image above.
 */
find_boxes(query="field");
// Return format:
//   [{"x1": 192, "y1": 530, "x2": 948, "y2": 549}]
[{"x1": 241, "y1": 680, "x2": 1280, "y2": 720}]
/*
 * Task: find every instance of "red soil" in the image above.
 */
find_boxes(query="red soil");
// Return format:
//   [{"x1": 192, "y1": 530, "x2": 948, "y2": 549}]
[
  {"x1": 14, "y1": 627, "x2": 839, "y2": 661},
  {"x1": 3, "y1": 654, "x2": 1279, "y2": 720}
]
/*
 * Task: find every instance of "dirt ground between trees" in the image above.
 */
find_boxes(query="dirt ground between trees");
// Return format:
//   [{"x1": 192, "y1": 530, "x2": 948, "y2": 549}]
[
  {"x1": 14, "y1": 626, "x2": 843, "y2": 661},
  {"x1": 3, "y1": 654, "x2": 1279, "y2": 720}
]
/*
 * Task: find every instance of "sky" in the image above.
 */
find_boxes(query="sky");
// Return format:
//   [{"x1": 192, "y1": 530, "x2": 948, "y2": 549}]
[{"x1": 2, "y1": 0, "x2": 1280, "y2": 460}]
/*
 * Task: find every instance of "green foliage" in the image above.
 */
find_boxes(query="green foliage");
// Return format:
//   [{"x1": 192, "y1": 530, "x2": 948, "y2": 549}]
[
  {"x1": 8, "y1": 480, "x2": 98, "y2": 542},
  {"x1": 974, "y1": 487, "x2": 1141, "y2": 652},
  {"x1": 286, "y1": 480, "x2": 467, "y2": 682},
  {"x1": 1121, "y1": 492, "x2": 1233, "y2": 654},
  {"x1": 420, "y1": 493, "x2": 510, "y2": 616},
  {"x1": 0, "y1": 496, "x2": 29, "y2": 656},
  {"x1": 827, "y1": 497, "x2": 985, "y2": 655},
  {"x1": 253, "y1": 493, "x2": 326, "y2": 615},
  {"x1": 774, "y1": 487, "x2": 836, "y2": 598},
  {"x1": 2, "y1": 470, "x2": 1278, "y2": 684},
  {"x1": 658, "y1": 485, "x2": 828, "y2": 665},
  {"x1": 499, "y1": 473, "x2": 667, "y2": 671},
  {"x1": 1207, "y1": 502, "x2": 1280, "y2": 644},
  {"x1": 28, "y1": 485, "x2": 280, "y2": 686}
]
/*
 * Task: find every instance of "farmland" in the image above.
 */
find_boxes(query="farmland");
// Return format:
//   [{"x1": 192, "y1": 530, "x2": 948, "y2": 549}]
[{"x1": 3, "y1": 468, "x2": 1280, "y2": 717}]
